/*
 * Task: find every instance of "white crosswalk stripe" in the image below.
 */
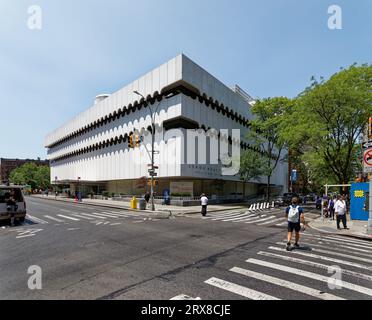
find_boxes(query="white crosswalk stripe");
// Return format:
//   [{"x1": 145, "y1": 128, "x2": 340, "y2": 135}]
[
  {"x1": 230, "y1": 267, "x2": 344, "y2": 300},
  {"x1": 246, "y1": 258, "x2": 372, "y2": 297},
  {"x1": 27, "y1": 215, "x2": 48, "y2": 224},
  {"x1": 205, "y1": 277, "x2": 280, "y2": 300},
  {"x1": 44, "y1": 215, "x2": 65, "y2": 223},
  {"x1": 257, "y1": 251, "x2": 372, "y2": 282},
  {"x1": 258, "y1": 217, "x2": 286, "y2": 226},
  {"x1": 269, "y1": 246, "x2": 372, "y2": 271},
  {"x1": 245, "y1": 216, "x2": 276, "y2": 224},
  {"x1": 57, "y1": 214, "x2": 80, "y2": 221},
  {"x1": 71, "y1": 214, "x2": 94, "y2": 220}
]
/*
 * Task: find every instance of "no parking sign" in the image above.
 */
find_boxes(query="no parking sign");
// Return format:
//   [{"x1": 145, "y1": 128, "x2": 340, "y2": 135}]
[{"x1": 363, "y1": 148, "x2": 372, "y2": 173}]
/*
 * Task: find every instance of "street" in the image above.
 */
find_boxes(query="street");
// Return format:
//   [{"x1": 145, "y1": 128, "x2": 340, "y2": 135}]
[{"x1": 1, "y1": 197, "x2": 372, "y2": 300}]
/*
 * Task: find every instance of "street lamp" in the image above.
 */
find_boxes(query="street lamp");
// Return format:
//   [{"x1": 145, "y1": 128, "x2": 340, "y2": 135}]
[{"x1": 133, "y1": 90, "x2": 176, "y2": 211}]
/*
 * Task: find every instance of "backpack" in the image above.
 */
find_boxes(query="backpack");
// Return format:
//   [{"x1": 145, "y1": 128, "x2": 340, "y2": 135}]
[{"x1": 288, "y1": 205, "x2": 300, "y2": 223}]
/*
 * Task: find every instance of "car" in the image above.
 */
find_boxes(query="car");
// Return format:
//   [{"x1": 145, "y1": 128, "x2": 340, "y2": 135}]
[
  {"x1": 282, "y1": 193, "x2": 302, "y2": 205},
  {"x1": 273, "y1": 196, "x2": 285, "y2": 207},
  {"x1": 0, "y1": 185, "x2": 27, "y2": 224}
]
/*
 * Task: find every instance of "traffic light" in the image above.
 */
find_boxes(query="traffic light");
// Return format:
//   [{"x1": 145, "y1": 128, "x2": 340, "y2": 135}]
[
  {"x1": 128, "y1": 133, "x2": 141, "y2": 149},
  {"x1": 128, "y1": 134, "x2": 134, "y2": 149},
  {"x1": 369, "y1": 117, "x2": 372, "y2": 139},
  {"x1": 135, "y1": 134, "x2": 141, "y2": 148}
]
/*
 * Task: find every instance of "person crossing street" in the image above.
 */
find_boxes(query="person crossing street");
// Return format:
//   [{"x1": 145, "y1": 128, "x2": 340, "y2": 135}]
[
  {"x1": 200, "y1": 194, "x2": 208, "y2": 217},
  {"x1": 285, "y1": 197, "x2": 305, "y2": 251}
]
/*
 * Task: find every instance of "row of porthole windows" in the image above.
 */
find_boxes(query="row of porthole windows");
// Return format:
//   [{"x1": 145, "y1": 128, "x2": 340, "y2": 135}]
[{"x1": 47, "y1": 87, "x2": 252, "y2": 149}]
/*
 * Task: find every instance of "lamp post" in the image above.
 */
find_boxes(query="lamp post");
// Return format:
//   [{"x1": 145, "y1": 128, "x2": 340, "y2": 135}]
[
  {"x1": 133, "y1": 91, "x2": 176, "y2": 211},
  {"x1": 133, "y1": 91, "x2": 162, "y2": 211}
]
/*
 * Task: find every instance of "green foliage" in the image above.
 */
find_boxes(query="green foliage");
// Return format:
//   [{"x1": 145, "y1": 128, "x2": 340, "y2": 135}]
[
  {"x1": 9, "y1": 163, "x2": 50, "y2": 190},
  {"x1": 248, "y1": 97, "x2": 293, "y2": 199},
  {"x1": 239, "y1": 150, "x2": 265, "y2": 183},
  {"x1": 282, "y1": 63, "x2": 372, "y2": 187}
]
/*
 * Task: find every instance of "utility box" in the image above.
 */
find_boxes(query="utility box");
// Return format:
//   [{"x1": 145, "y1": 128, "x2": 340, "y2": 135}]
[{"x1": 350, "y1": 183, "x2": 369, "y2": 221}]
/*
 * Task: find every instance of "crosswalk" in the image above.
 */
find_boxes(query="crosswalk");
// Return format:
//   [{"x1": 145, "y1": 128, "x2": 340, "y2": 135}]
[
  {"x1": 173, "y1": 232, "x2": 372, "y2": 300},
  {"x1": 200, "y1": 207, "x2": 320, "y2": 228},
  {"x1": 26, "y1": 209, "x2": 150, "y2": 226}
]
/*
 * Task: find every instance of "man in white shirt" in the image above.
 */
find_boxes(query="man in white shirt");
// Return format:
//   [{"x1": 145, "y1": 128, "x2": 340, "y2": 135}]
[
  {"x1": 335, "y1": 195, "x2": 349, "y2": 230},
  {"x1": 201, "y1": 194, "x2": 208, "y2": 217}
]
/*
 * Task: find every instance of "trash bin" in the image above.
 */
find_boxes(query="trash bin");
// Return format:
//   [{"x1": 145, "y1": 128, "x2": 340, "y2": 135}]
[{"x1": 138, "y1": 199, "x2": 147, "y2": 210}]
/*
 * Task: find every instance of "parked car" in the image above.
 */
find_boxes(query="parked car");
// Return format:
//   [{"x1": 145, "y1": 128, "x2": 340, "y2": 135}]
[
  {"x1": 316, "y1": 197, "x2": 322, "y2": 210},
  {"x1": 0, "y1": 186, "x2": 27, "y2": 224}
]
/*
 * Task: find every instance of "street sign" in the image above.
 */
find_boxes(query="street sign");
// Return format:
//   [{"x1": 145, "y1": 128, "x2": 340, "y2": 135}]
[
  {"x1": 363, "y1": 141, "x2": 372, "y2": 150},
  {"x1": 290, "y1": 169, "x2": 297, "y2": 182},
  {"x1": 363, "y1": 149, "x2": 372, "y2": 173}
]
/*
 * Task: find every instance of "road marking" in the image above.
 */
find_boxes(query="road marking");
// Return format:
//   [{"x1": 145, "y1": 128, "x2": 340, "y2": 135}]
[
  {"x1": 288, "y1": 240, "x2": 372, "y2": 258},
  {"x1": 258, "y1": 251, "x2": 372, "y2": 282},
  {"x1": 226, "y1": 214, "x2": 261, "y2": 222},
  {"x1": 71, "y1": 214, "x2": 94, "y2": 220},
  {"x1": 78, "y1": 212, "x2": 107, "y2": 219},
  {"x1": 323, "y1": 235, "x2": 372, "y2": 247},
  {"x1": 209, "y1": 213, "x2": 249, "y2": 221},
  {"x1": 170, "y1": 294, "x2": 201, "y2": 300},
  {"x1": 204, "y1": 277, "x2": 280, "y2": 300},
  {"x1": 109, "y1": 223, "x2": 122, "y2": 226},
  {"x1": 16, "y1": 234, "x2": 35, "y2": 239},
  {"x1": 91, "y1": 212, "x2": 120, "y2": 219},
  {"x1": 269, "y1": 246, "x2": 372, "y2": 271},
  {"x1": 27, "y1": 215, "x2": 48, "y2": 224},
  {"x1": 57, "y1": 214, "x2": 80, "y2": 221},
  {"x1": 258, "y1": 218, "x2": 286, "y2": 226},
  {"x1": 276, "y1": 221, "x2": 288, "y2": 226},
  {"x1": 245, "y1": 216, "x2": 276, "y2": 224},
  {"x1": 221, "y1": 214, "x2": 257, "y2": 222},
  {"x1": 301, "y1": 233, "x2": 372, "y2": 249},
  {"x1": 240, "y1": 215, "x2": 268, "y2": 223},
  {"x1": 247, "y1": 258, "x2": 372, "y2": 297},
  {"x1": 230, "y1": 267, "x2": 344, "y2": 300},
  {"x1": 44, "y1": 215, "x2": 65, "y2": 223}
]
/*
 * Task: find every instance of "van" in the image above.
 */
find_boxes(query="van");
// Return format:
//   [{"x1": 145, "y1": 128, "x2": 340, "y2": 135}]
[{"x1": 0, "y1": 186, "x2": 27, "y2": 224}]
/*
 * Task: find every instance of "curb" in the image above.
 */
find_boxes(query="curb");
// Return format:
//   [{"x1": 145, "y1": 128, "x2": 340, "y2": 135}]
[
  {"x1": 29, "y1": 196, "x2": 247, "y2": 217},
  {"x1": 308, "y1": 222, "x2": 372, "y2": 242},
  {"x1": 29, "y1": 196, "x2": 170, "y2": 218}
]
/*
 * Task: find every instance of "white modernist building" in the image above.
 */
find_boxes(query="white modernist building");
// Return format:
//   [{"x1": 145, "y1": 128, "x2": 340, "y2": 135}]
[{"x1": 45, "y1": 54, "x2": 288, "y2": 199}]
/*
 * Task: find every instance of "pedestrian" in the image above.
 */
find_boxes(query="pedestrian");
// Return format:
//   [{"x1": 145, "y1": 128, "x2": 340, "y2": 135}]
[
  {"x1": 144, "y1": 192, "x2": 150, "y2": 203},
  {"x1": 285, "y1": 197, "x2": 305, "y2": 251},
  {"x1": 335, "y1": 195, "x2": 349, "y2": 230},
  {"x1": 200, "y1": 193, "x2": 208, "y2": 217},
  {"x1": 328, "y1": 197, "x2": 335, "y2": 220}
]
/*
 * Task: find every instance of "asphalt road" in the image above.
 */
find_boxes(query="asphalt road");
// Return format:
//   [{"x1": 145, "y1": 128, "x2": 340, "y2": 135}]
[{"x1": 1, "y1": 196, "x2": 371, "y2": 300}]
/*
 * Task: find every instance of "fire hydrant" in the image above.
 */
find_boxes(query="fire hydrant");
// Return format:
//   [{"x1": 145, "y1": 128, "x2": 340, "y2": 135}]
[{"x1": 130, "y1": 196, "x2": 138, "y2": 210}]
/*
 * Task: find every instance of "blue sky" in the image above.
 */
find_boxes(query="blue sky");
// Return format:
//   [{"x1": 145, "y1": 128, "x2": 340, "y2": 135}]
[{"x1": 0, "y1": 0, "x2": 371, "y2": 159}]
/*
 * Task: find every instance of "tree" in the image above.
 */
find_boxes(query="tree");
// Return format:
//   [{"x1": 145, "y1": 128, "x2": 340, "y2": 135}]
[
  {"x1": 9, "y1": 163, "x2": 50, "y2": 190},
  {"x1": 239, "y1": 150, "x2": 265, "y2": 198},
  {"x1": 249, "y1": 97, "x2": 293, "y2": 201},
  {"x1": 282, "y1": 64, "x2": 372, "y2": 187}
]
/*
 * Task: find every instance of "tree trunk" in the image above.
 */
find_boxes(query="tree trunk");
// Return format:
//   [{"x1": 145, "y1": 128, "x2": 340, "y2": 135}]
[
  {"x1": 243, "y1": 180, "x2": 246, "y2": 200},
  {"x1": 267, "y1": 175, "x2": 271, "y2": 202}
]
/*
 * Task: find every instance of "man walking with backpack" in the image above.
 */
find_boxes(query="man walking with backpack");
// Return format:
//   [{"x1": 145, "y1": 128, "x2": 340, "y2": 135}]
[{"x1": 285, "y1": 197, "x2": 305, "y2": 251}]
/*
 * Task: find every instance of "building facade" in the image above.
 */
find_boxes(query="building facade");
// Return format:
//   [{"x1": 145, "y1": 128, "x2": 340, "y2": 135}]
[
  {"x1": 45, "y1": 55, "x2": 288, "y2": 199},
  {"x1": 0, "y1": 158, "x2": 49, "y2": 184}
]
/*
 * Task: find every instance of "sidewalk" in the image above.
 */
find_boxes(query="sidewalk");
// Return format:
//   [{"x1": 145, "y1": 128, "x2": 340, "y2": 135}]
[
  {"x1": 308, "y1": 216, "x2": 372, "y2": 241},
  {"x1": 30, "y1": 195, "x2": 248, "y2": 216}
]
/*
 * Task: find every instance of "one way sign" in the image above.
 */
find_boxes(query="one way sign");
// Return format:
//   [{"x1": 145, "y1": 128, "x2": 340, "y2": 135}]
[{"x1": 363, "y1": 141, "x2": 372, "y2": 150}]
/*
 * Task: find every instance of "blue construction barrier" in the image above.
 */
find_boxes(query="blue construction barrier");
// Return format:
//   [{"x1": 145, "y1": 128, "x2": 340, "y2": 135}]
[{"x1": 350, "y1": 183, "x2": 369, "y2": 221}]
